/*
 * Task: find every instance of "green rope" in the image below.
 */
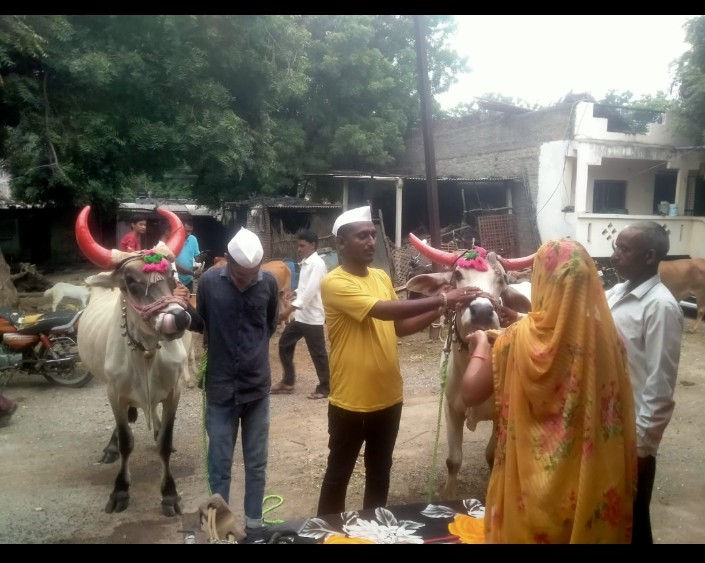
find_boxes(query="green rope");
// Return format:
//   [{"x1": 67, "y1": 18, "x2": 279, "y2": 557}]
[
  {"x1": 198, "y1": 353, "x2": 211, "y2": 496},
  {"x1": 263, "y1": 494, "x2": 285, "y2": 525},
  {"x1": 426, "y1": 350, "x2": 450, "y2": 503}
]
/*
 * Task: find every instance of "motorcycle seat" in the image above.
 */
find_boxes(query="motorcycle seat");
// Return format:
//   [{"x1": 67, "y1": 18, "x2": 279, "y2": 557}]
[{"x1": 17, "y1": 312, "x2": 78, "y2": 335}]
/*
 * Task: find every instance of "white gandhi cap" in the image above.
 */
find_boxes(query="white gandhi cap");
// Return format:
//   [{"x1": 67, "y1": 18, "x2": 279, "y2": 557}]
[
  {"x1": 332, "y1": 205, "x2": 372, "y2": 236},
  {"x1": 227, "y1": 227, "x2": 264, "y2": 268}
]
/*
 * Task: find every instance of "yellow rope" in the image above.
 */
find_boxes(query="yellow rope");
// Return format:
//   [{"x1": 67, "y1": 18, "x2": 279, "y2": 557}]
[{"x1": 206, "y1": 506, "x2": 237, "y2": 544}]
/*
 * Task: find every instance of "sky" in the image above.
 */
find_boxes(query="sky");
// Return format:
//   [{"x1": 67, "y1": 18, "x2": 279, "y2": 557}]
[{"x1": 436, "y1": 15, "x2": 697, "y2": 110}]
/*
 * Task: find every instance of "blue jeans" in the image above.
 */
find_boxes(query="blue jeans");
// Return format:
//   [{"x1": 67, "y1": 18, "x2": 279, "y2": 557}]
[{"x1": 206, "y1": 396, "x2": 270, "y2": 528}]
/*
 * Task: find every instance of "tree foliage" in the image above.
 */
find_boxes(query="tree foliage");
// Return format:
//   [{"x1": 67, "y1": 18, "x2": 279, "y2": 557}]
[
  {"x1": 671, "y1": 15, "x2": 705, "y2": 144},
  {"x1": 0, "y1": 15, "x2": 464, "y2": 212}
]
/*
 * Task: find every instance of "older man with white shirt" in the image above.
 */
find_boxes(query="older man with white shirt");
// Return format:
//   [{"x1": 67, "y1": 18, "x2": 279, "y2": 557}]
[{"x1": 606, "y1": 220, "x2": 683, "y2": 545}]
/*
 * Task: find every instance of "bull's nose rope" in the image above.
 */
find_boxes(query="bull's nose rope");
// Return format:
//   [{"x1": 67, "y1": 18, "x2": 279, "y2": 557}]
[
  {"x1": 453, "y1": 291, "x2": 501, "y2": 348},
  {"x1": 120, "y1": 294, "x2": 188, "y2": 356},
  {"x1": 121, "y1": 300, "x2": 160, "y2": 355}
]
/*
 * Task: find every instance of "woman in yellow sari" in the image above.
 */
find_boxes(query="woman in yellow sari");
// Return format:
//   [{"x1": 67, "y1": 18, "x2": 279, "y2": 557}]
[{"x1": 462, "y1": 238, "x2": 637, "y2": 543}]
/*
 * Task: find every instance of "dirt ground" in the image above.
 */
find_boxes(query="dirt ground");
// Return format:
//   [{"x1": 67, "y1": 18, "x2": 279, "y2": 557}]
[{"x1": 0, "y1": 268, "x2": 703, "y2": 544}]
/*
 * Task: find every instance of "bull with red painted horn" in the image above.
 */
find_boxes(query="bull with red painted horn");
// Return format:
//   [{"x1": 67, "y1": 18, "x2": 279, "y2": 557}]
[
  {"x1": 75, "y1": 205, "x2": 192, "y2": 517},
  {"x1": 405, "y1": 233, "x2": 535, "y2": 501}
]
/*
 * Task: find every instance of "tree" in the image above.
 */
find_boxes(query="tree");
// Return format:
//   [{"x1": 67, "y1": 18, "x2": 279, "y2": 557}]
[
  {"x1": 671, "y1": 16, "x2": 705, "y2": 145},
  {"x1": 0, "y1": 15, "x2": 466, "y2": 211},
  {"x1": 0, "y1": 250, "x2": 18, "y2": 308},
  {"x1": 0, "y1": 15, "x2": 313, "y2": 212},
  {"x1": 279, "y1": 15, "x2": 465, "y2": 201}
]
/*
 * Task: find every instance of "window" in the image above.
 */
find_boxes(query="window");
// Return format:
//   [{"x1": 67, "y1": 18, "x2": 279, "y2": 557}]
[{"x1": 593, "y1": 180, "x2": 627, "y2": 213}]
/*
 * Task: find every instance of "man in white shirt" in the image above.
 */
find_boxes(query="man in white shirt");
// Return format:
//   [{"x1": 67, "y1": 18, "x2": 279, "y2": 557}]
[
  {"x1": 271, "y1": 229, "x2": 330, "y2": 399},
  {"x1": 605, "y1": 220, "x2": 683, "y2": 545}
]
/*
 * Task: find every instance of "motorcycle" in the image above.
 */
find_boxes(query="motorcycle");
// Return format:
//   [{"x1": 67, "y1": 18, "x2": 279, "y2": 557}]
[
  {"x1": 593, "y1": 258, "x2": 621, "y2": 290},
  {"x1": 0, "y1": 308, "x2": 92, "y2": 388}
]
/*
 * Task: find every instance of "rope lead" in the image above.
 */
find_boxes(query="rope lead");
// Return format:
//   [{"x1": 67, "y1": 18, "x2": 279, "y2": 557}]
[{"x1": 426, "y1": 322, "x2": 454, "y2": 502}]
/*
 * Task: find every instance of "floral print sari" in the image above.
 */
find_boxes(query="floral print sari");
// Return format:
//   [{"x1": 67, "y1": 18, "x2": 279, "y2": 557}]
[{"x1": 486, "y1": 239, "x2": 637, "y2": 543}]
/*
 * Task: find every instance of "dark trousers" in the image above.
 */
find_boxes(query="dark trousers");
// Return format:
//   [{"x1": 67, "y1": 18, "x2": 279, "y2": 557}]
[
  {"x1": 316, "y1": 402, "x2": 403, "y2": 516},
  {"x1": 632, "y1": 455, "x2": 656, "y2": 544},
  {"x1": 278, "y1": 321, "x2": 330, "y2": 394}
]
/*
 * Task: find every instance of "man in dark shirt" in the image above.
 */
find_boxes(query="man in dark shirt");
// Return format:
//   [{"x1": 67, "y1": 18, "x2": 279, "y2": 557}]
[{"x1": 178, "y1": 227, "x2": 279, "y2": 536}]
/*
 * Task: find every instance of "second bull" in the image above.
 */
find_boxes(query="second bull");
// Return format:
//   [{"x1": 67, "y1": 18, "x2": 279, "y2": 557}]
[{"x1": 406, "y1": 234, "x2": 534, "y2": 500}]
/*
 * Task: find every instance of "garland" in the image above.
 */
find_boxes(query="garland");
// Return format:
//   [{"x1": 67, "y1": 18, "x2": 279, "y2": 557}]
[
  {"x1": 455, "y1": 247, "x2": 489, "y2": 271},
  {"x1": 141, "y1": 250, "x2": 170, "y2": 274}
]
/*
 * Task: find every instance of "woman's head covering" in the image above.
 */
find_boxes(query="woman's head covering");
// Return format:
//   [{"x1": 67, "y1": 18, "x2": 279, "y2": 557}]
[{"x1": 486, "y1": 238, "x2": 637, "y2": 543}]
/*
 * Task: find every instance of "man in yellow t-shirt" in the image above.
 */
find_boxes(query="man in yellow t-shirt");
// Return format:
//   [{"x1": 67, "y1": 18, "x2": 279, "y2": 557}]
[{"x1": 315, "y1": 206, "x2": 477, "y2": 516}]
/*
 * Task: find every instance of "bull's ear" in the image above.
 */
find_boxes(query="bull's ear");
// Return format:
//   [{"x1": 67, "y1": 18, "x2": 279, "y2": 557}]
[
  {"x1": 501, "y1": 285, "x2": 532, "y2": 313},
  {"x1": 84, "y1": 273, "x2": 116, "y2": 288},
  {"x1": 405, "y1": 271, "x2": 454, "y2": 296}
]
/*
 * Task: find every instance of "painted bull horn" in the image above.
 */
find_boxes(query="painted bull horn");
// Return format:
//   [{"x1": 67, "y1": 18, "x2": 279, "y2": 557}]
[
  {"x1": 408, "y1": 232, "x2": 463, "y2": 266},
  {"x1": 75, "y1": 205, "x2": 113, "y2": 269},
  {"x1": 156, "y1": 207, "x2": 186, "y2": 257},
  {"x1": 499, "y1": 254, "x2": 537, "y2": 271}
]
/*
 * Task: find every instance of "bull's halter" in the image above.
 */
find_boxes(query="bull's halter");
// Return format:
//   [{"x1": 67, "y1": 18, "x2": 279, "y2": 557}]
[
  {"x1": 119, "y1": 255, "x2": 189, "y2": 358},
  {"x1": 445, "y1": 289, "x2": 501, "y2": 352},
  {"x1": 446, "y1": 250, "x2": 504, "y2": 351}
]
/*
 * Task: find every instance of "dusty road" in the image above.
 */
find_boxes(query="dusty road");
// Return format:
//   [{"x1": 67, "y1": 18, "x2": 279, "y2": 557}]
[{"x1": 0, "y1": 273, "x2": 703, "y2": 543}]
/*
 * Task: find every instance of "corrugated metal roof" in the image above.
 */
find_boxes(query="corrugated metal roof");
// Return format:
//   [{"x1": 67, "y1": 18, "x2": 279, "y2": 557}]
[
  {"x1": 225, "y1": 196, "x2": 342, "y2": 210},
  {"x1": 405, "y1": 176, "x2": 520, "y2": 182},
  {"x1": 302, "y1": 172, "x2": 519, "y2": 182},
  {"x1": 119, "y1": 198, "x2": 220, "y2": 217}
]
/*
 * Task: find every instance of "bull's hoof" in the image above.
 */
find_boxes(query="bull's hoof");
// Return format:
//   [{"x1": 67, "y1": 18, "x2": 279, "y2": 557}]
[
  {"x1": 105, "y1": 490, "x2": 130, "y2": 513},
  {"x1": 161, "y1": 494, "x2": 182, "y2": 517},
  {"x1": 99, "y1": 450, "x2": 119, "y2": 464}
]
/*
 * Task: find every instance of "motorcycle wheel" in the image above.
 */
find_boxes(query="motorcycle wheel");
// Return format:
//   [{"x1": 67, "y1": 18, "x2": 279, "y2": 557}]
[{"x1": 38, "y1": 336, "x2": 93, "y2": 388}]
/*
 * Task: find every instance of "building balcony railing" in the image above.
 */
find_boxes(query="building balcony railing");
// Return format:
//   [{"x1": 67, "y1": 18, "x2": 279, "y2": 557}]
[
  {"x1": 592, "y1": 104, "x2": 665, "y2": 135},
  {"x1": 575, "y1": 213, "x2": 705, "y2": 259}
]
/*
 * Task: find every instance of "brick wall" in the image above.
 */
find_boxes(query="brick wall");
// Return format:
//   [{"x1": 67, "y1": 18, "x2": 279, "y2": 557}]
[{"x1": 399, "y1": 105, "x2": 574, "y2": 255}]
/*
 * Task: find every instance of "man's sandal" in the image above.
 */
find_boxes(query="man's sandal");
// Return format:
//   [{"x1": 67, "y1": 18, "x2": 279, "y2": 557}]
[{"x1": 307, "y1": 392, "x2": 328, "y2": 400}]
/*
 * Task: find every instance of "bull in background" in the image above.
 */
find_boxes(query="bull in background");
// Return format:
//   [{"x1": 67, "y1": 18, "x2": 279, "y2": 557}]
[
  {"x1": 75, "y1": 206, "x2": 190, "y2": 516},
  {"x1": 406, "y1": 233, "x2": 534, "y2": 500},
  {"x1": 658, "y1": 258, "x2": 705, "y2": 333}
]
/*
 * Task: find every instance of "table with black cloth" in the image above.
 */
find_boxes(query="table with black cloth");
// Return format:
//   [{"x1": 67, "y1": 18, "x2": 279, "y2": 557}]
[{"x1": 248, "y1": 498, "x2": 485, "y2": 544}]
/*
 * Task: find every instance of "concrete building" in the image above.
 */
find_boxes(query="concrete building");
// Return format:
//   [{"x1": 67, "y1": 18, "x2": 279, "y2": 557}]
[{"x1": 400, "y1": 101, "x2": 705, "y2": 260}]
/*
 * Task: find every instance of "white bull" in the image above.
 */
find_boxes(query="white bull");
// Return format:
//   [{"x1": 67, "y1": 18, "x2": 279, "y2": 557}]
[
  {"x1": 406, "y1": 233, "x2": 534, "y2": 500},
  {"x1": 76, "y1": 205, "x2": 191, "y2": 517}
]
